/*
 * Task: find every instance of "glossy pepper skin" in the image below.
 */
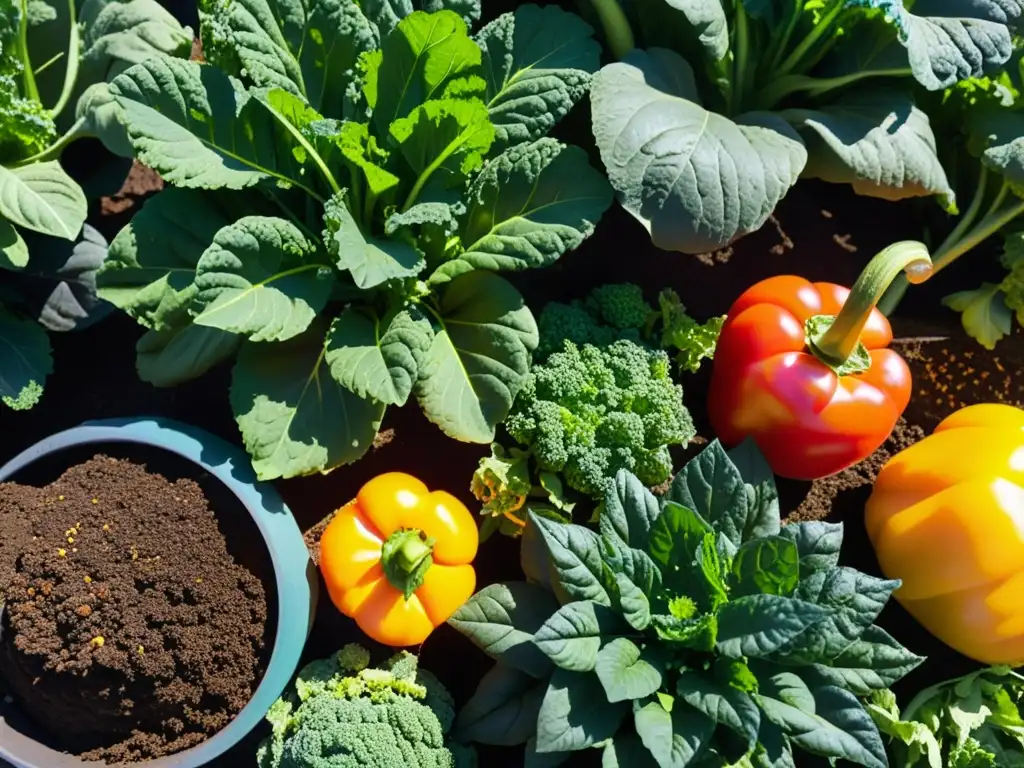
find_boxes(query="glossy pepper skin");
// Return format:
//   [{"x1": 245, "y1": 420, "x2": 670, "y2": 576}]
[
  {"x1": 707, "y1": 276, "x2": 912, "y2": 480},
  {"x1": 866, "y1": 404, "x2": 1024, "y2": 665},
  {"x1": 319, "y1": 472, "x2": 478, "y2": 647}
]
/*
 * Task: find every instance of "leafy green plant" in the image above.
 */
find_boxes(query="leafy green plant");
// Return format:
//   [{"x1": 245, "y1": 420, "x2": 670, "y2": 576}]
[
  {"x1": 96, "y1": 0, "x2": 611, "y2": 480},
  {"x1": 258, "y1": 643, "x2": 475, "y2": 768},
  {"x1": 0, "y1": 0, "x2": 191, "y2": 409},
  {"x1": 869, "y1": 666, "x2": 1024, "y2": 767},
  {"x1": 451, "y1": 439, "x2": 924, "y2": 766},
  {"x1": 587, "y1": 0, "x2": 1024, "y2": 254}
]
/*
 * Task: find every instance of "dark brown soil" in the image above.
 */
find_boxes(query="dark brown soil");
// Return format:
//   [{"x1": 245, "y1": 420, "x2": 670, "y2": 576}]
[{"x1": 0, "y1": 456, "x2": 267, "y2": 764}]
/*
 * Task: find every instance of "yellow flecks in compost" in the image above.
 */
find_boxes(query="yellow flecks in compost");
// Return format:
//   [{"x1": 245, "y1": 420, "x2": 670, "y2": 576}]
[
  {"x1": 57, "y1": 548, "x2": 66, "y2": 557},
  {"x1": 84, "y1": 576, "x2": 92, "y2": 584},
  {"x1": 90, "y1": 636, "x2": 105, "y2": 648},
  {"x1": 57, "y1": 495, "x2": 64, "y2": 501}
]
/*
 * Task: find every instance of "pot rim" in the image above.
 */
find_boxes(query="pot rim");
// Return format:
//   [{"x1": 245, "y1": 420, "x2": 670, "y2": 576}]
[{"x1": 0, "y1": 416, "x2": 317, "y2": 768}]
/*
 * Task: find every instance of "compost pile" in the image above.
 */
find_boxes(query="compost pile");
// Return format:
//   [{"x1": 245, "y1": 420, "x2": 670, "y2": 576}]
[{"x1": 0, "y1": 456, "x2": 267, "y2": 763}]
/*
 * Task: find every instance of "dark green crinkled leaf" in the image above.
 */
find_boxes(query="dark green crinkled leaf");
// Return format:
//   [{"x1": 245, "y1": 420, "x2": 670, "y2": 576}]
[
  {"x1": 533, "y1": 600, "x2": 629, "y2": 672},
  {"x1": 601, "y1": 731, "x2": 660, "y2": 768},
  {"x1": 731, "y1": 536, "x2": 800, "y2": 597},
  {"x1": 536, "y1": 668, "x2": 629, "y2": 753},
  {"x1": 594, "y1": 638, "x2": 665, "y2": 703},
  {"x1": 751, "y1": 718, "x2": 797, "y2": 768},
  {"x1": 726, "y1": 437, "x2": 781, "y2": 539},
  {"x1": 715, "y1": 594, "x2": 830, "y2": 659},
  {"x1": 0, "y1": 306, "x2": 52, "y2": 410},
  {"x1": 649, "y1": 501, "x2": 712, "y2": 570},
  {"x1": 529, "y1": 512, "x2": 612, "y2": 606},
  {"x1": 448, "y1": 581, "x2": 560, "y2": 678},
  {"x1": 455, "y1": 662, "x2": 547, "y2": 746},
  {"x1": 777, "y1": 521, "x2": 843, "y2": 575},
  {"x1": 677, "y1": 667, "x2": 760, "y2": 748},
  {"x1": 804, "y1": 625, "x2": 924, "y2": 695},
  {"x1": 362, "y1": 0, "x2": 481, "y2": 39},
  {"x1": 635, "y1": 698, "x2": 716, "y2": 767},
  {"x1": 664, "y1": 439, "x2": 751, "y2": 549},
  {"x1": 614, "y1": 570, "x2": 652, "y2": 631},
  {"x1": 601, "y1": 468, "x2": 661, "y2": 553}
]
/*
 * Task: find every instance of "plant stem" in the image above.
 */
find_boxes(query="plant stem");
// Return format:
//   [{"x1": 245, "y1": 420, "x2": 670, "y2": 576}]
[
  {"x1": 17, "y1": 0, "x2": 39, "y2": 103},
  {"x1": 810, "y1": 241, "x2": 932, "y2": 364},
  {"x1": 768, "y1": 5, "x2": 802, "y2": 72},
  {"x1": 732, "y1": 3, "x2": 750, "y2": 113},
  {"x1": 775, "y1": 0, "x2": 845, "y2": 78},
  {"x1": 11, "y1": 116, "x2": 86, "y2": 166},
  {"x1": 49, "y1": 0, "x2": 80, "y2": 118},
  {"x1": 590, "y1": 0, "x2": 635, "y2": 60},
  {"x1": 758, "y1": 67, "x2": 910, "y2": 109},
  {"x1": 363, "y1": 188, "x2": 378, "y2": 231}
]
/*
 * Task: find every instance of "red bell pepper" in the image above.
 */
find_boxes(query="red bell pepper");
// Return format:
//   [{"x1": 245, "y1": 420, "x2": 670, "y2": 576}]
[{"x1": 707, "y1": 242, "x2": 933, "y2": 480}]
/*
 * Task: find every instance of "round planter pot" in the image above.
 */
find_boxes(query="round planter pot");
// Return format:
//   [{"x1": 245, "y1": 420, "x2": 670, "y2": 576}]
[{"x1": 0, "y1": 417, "x2": 317, "y2": 768}]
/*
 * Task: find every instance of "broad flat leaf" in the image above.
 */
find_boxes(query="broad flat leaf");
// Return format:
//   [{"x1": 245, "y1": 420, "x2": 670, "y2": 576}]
[
  {"x1": 594, "y1": 638, "x2": 664, "y2": 703},
  {"x1": 230, "y1": 323, "x2": 384, "y2": 479},
  {"x1": 635, "y1": 699, "x2": 715, "y2": 767},
  {"x1": 786, "y1": 89, "x2": 953, "y2": 205},
  {"x1": 649, "y1": 501, "x2": 711, "y2": 573},
  {"x1": 533, "y1": 601, "x2": 629, "y2": 672},
  {"x1": 751, "y1": 719, "x2": 797, "y2": 768},
  {"x1": 334, "y1": 121, "x2": 401, "y2": 198},
  {"x1": 615, "y1": 570, "x2": 652, "y2": 631},
  {"x1": 727, "y1": 437, "x2": 781, "y2": 537},
  {"x1": 391, "y1": 98, "x2": 494, "y2": 185},
  {"x1": 634, "y1": 0, "x2": 729, "y2": 61},
  {"x1": 529, "y1": 512, "x2": 612, "y2": 606},
  {"x1": 323, "y1": 193, "x2": 424, "y2": 289},
  {"x1": 448, "y1": 581, "x2": 560, "y2": 678},
  {"x1": 0, "y1": 221, "x2": 28, "y2": 269},
  {"x1": 677, "y1": 667, "x2": 760, "y2": 748},
  {"x1": 110, "y1": 56, "x2": 317, "y2": 195},
  {"x1": 944, "y1": 283, "x2": 1013, "y2": 351},
  {"x1": 433, "y1": 138, "x2": 612, "y2": 284},
  {"x1": 591, "y1": 47, "x2": 806, "y2": 254},
  {"x1": 193, "y1": 217, "x2": 332, "y2": 342},
  {"x1": 0, "y1": 162, "x2": 86, "y2": 240},
  {"x1": 0, "y1": 307, "x2": 52, "y2": 410},
  {"x1": 75, "y1": 82, "x2": 134, "y2": 158},
  {"x1": 455, "y1": 662, "x2": 547, "y2": 745},
  {"x1": 664, "y1": 439, "x2": 751, "y2": 550},
  {"x1": 474, "y1": 5, "x2": 600, "y2": 150},
  {"x1": 759, "y1": 677, "x2": 887, "y2": 768},
  {"x1": 600, "y1": 469, "x2": 661, "y2": 553},
  {"x1": 325, "y1": 307, "x2": 433, "y2": 406},
  {"x1": 805, "y1": 625, "x2": 924, "y2": 695},
  {"x1": 778, "y1": 521, "x2": 843, "y2": 575},
  {"x1": 415, "y1": 270, "x2": 537, "y2": 442},
  {"x1": 199, "y1": 0, "x2": 377, "y2": 115},
  {"x1": 371, "y1": 10, "x2": 484, "y2": 130},
  {"x1": 363, "y1": 0, "x2": 481, "y2": 39},
  {"x1": 98, "y1": 187, "x2": 249, "y2": 329},
  {"x1": 601, "y1": 731, "x2": 660, "y2": 768},
  {"x1": 536, "y1": 668, "x2": 629, "y2": 753},
  {"x1": 715, "y1": 594, "x2": 830, "y2": 659},
  {"x1": 732, "y1": 536, "x2": 800, "y2": 597}
]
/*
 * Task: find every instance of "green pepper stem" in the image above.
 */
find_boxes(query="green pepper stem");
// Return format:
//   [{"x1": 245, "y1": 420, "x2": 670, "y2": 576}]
[
  {"x1": 810, "y1": 241, "x2": 933, "y2": 365},
  {"x1": 380, "y1": 529, "x2": 435, "y2": 600}
]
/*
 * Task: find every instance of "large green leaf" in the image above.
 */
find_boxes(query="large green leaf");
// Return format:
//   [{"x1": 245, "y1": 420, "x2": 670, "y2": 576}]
[
  {"x1": 415, "y1": 270, "x2": 537, "y2": 442},
  {"x1": 0, "y1": 306, "x2": 53, "y2": 410},
  {"x1": 804, "y1": 626, "x2": 924, "y2": 696},
  {"x1": 785, "y1": 89, "x2": 953, "y2": 205},
  {"x1": 98, "y1": 187, "x2": 250, "y2": 329},
  {"x1": 533, "y1": 601, "x2": 629, "y2": 672},
  {"x1": 192, "y1": 217, "x2": 332, "y2": 342},
  {"x1": 594, "y1": 638, "x2": 665, "y2": 703},
  {"x1": 110, "y1": 56, "x2": 318, "y2": 195},
  {"x1": 600, "y1": 469, "x2": 661, "y2": 554},
  {"x1": 635, "y1": 698, "x2": 716, "y2": 767},
  {"x1": 731, "y1": 536, "x2": 800, "y2": 597},
  {"x1": 0, "y1": 220, "x2": 29, "y2": 269},
  {"x1": 536, "y1": 668, "x2": 629, "y2": 753},
  {"x1": 777, "y1": 521, "x2": 843, "y2": 575},
  {"x1": 634, "y1": 0, "x2": 729, "y2": 61},
  {"x1": 474, "y1": 5, "x2": 600, "y2": 150},
  {"x1": 455, "y1": 662, "x2": 547, "y2": 746},
  {"x1": 199, "y1": 0, "x2": 377, "y2": 115},
  {"x1": 715, "y1": 594, "x2": 830, "y2": 659},
  {"x1": 944, "y1": 283, "x2": 1015, "y2": 351},
  {"x1": 362, "y1": 0, "x2": 481, "y2": 39},
  {"x1": 0, "y1": 162, "x2": 86, "y2": 240},
  {"x1": 601, "y1": 731, "x2": 660, "y2": 768},
  {"x1": 591, "y1": 48, "x2": 806, "y2": 254},
  {"x1": 530, "y1": 512, "x2": 612, "y2": 606},
  {"x1": 676, "y1": 667, "x2": 760, "y2": 748},
  {"x1": 432, "y1": 139, "x2": 612, "y2": 284},
  {"x1": 371, "y1": 10, "x2": 484, "y2": 130},
  {"x1": 230, "y1": 323, "x2": 384, "y2": 479},
  {"x1": 324, "y1": 307, "x2": 433, "y2": 406},
  {"x1": 447, "y1": 581, "x2": 560, "y2": 678}
]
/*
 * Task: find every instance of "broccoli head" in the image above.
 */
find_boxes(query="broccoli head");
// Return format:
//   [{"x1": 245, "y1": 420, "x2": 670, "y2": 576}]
[
  {"x1": 505, "y1": 339, "x2": 694, "y2": 497},
  {"x1": 257, "y1": 646, "x2": 473, "y2": 768},
  {"x1": 535, "y1": 283, "x2": 649, "y2": 360}
]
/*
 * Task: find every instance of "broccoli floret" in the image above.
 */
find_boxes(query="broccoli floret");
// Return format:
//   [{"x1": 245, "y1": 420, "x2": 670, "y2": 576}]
[
  {"x1": 535, "y1": 284, "x2": 650, "y2": 360},
  {"x1": 258, "y1": 646, "x2": 473, "y2": 768},
  {"x1": 507, "y1": 339, "x2": 694, "y2": 498},
  {"x1": 585, "y1": 283, "x2": 651, "y2": 330}
]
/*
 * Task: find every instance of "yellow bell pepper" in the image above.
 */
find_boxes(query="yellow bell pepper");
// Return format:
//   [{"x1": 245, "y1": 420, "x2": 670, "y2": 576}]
[{"x1": 865, "y1": 403, "x2": 1024, "y2": 664}]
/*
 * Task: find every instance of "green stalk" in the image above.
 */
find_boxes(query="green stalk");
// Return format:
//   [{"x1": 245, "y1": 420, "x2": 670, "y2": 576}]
[
  {"x1": 48, "y1": 0, "x2": 80, "y2": 118},
  {"x1": 17, "y1": 0, "x2": 39, "y2": 103},
  {"x1": 363, "y1": 188, "x2": 379, "y2": 231},
  {"x1": 731, "y1": 3, "x2": 750, "y2": 113},
  {"x1": 810, "y1": 241, "x2": 932, "y2": 365},
  {"x1": 759, "y1": 68, "x2": 911, "y2": 109},
  {"x1": 775, "y1": 0, "x2": 845, "y2": 78},
  {"x1": 768, "y1": 6, "x2": 802, "y2": 72},
  {"x1": 380, "y1": 529, "x2": 436, "y2": 600},
  {"x1": 11, "y1": 116, "x2": 86, "y2": 166},
  {"x1": 590, "y1": 0, "x2": 635, "y2": 61}
]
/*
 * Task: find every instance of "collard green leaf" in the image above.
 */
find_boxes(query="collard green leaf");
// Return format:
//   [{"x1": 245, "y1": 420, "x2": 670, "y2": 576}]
[
  {"x1": 777, "y1": 521, "x2": 843, "y2": 575},
  {"x1": 0, "y1": 161, "x2": 86, "y2": 240},
  {"x1": 633, "y1": 0, "x2": 729, "y2": 62},
  {"x1": 751, "y1": 719, "x2": 797, "y2": 768},
  {"x1": 649, "y1": 501, "x2": 712, "y2": 593},
  {"x1": 615, "y1": 570, "x2": 652, "y2": 631},
  {"x1": 677, "y1": 667, "x2": 760, "y2": 748},
  {"x1": 0, "y1": 220, "x2": 28, "y2": 269},
  {"x1": 601, "y1": 731, "x2": 660, "y2": 768},
  {"x1": 75, "y1": 82, "x2": 133, "y2": 159},
  {"x1": 474, "y1": 5, "x2": 600, "y2": 150},
  {"x1": 415, "y1": 270, "x2": 537, "y2": 442},
  {"x1": 785, "y1": 89, "x2": 953, "y2": 206},
  {"x1": 333, "y1": 121, "x2": 402, "y2": 198},
  {"x1": 732, "y1": 536, "x2": 800, "y2": 597},
  {"x1": 944, "y1": 283, "x2": 1014, "y2": 351},
  {"x1": 635, "y1": 698, "x2": 715, "y2": 767},
  {"x1": 601, "y1": 468, "x2": 661, "y2": 553},
  {"x1": 192, "y1": 217, "x2": 332, "y2": 342},
  {"x1": 805, "y1": 625, "x2": 924, "y2": 696},
  {"x1": 590, "y1": 47, "x2": 806, "y2": 254},
  {"x1": 455, "y1": 662, "x2": 547, "y2": 746},
  {"x1": 324, "y1": 306, "x2": 432, "y2": 406},
  {"x1": 371, "y1": 10, "x2": 484, "y2": 130},
  {"x1": 433, "y1": 138, "x2": 612, "y2": 284},
  {"x1": 536, "y1": 668, "x2": 629, "y2": 753},
  {"x1": 533, "y1": 600, "x2": 629, "y2": 672},
  {"x1": 664, "y1": 439, "x2": 750, "y2": 549},
  {"x1": 0, "y1": 306, "x2": 52, "y2": 410},
  {"x1": 530, "y1": 512, "x2": 613, "y2": 606},
  {"x1": 230, "y1": 323, "x2": 383, "y2": 479},
  {"x1": 715, "y1": 594, "x2": 830, "y2": 659},
  {"x1": 726, "y1": 437, "x2": 781, "y2": 538},
  {"x1": 594, "y1": 638, "x2": 665, "y2": 703},
  {"x1": 199, "y1": 0, "x2": 377, "y2": 116},
  {"x1": 447, "y1": 581, "x2": 559, "y2": 678}
]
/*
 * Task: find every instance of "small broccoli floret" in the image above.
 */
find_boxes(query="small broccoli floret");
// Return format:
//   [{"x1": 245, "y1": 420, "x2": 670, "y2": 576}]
[
  {"x1": 535, "y1": 284, "x2": 651, "y2": 360},
  {"x1": 507, "y1": 339, "x2": 694, "y2": 498},
  {"x1": 258, "y1": 646, "x2": 472, "y2": 768},
  {"x1": 585, "y1": 283, "x2": 651, "y2": 330}
]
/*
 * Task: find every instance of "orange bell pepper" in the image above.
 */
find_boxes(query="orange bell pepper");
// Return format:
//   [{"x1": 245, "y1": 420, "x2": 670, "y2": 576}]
[
  {"x1": 865, "y1": 403, "x2": 1024, "y2": 664},
  {"x1": 319, "y1": 472, "x2": 478, "y2": 647}
]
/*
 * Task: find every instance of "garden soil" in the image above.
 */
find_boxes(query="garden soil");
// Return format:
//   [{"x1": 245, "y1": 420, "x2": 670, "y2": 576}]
[
  {"x1": 2, "y1": 161, "x2": 1022, "y2": 764},
  {"x1": 0, "y1": 456, "x2": 267, "y2": 763}
]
